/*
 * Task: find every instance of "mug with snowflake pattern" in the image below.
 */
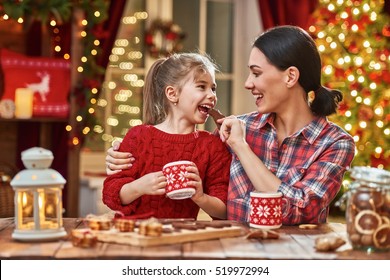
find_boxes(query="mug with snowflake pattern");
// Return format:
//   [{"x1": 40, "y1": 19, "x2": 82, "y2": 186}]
[
  {"x1": 249, "y1": 191, "x2": 283, "y2": 229},
  {"x1": 162, "y1": 160, "x2": 196, "y2": 200}
]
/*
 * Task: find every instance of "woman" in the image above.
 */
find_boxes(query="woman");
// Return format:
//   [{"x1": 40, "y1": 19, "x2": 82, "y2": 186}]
[
  {"x1": 218, "y1": 25, "x2": 355, "y2": 224},
  {"x1": 106, "y1": 26, "x2": 355, "y2": 225}
]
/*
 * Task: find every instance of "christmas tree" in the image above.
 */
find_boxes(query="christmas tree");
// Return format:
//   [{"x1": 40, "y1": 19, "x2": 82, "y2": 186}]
[{"x1": 308, "y1": 0, "x2": 390, "y2": 170}]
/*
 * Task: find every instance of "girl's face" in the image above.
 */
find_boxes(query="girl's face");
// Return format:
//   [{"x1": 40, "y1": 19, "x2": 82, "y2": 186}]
[
  {"x1": 244, "y1": 47, "x2": 290, "y2": 114},
  {"x1": 176, "y1": 70, "x2": 217, "y2": 126}
]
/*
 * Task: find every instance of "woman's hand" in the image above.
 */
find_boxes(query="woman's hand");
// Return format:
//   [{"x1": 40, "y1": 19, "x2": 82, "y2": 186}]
[
  {"x1": 219, "y1": 116, "x2": 247, "y2": 149},
  {"x1": 106, "y1": 140, "x2": 134, "y2": 175}
]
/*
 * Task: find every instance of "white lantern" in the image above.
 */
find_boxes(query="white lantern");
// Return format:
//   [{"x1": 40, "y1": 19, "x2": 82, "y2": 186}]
[{"x1": 11, "y1": 147, "x2": 67, "y2": 241}]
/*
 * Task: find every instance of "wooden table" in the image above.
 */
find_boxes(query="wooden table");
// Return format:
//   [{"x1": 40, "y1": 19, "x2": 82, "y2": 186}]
[{"x1": 0, "y1": 218, "x2": 389, "y2": 260}]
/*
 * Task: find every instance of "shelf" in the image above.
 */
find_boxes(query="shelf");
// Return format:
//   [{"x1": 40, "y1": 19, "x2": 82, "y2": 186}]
[{"x1": 0, "y1": 117, "x2": 68, "y2": 123}]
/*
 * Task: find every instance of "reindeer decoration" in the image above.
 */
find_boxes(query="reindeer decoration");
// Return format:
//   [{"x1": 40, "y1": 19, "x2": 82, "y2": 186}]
[{"x1": 26, "y1": 72, "x2": 50, "y2": 102}]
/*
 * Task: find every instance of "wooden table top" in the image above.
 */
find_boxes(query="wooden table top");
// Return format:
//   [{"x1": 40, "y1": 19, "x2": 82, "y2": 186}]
[{"x1": 0, "y1": 218, "x2": 389, "y2": 260}]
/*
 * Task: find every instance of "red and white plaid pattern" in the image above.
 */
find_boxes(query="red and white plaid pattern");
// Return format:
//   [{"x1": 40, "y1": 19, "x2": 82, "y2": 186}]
[{"x1": 227, "y1": 112, "x2": 355, "y2": 225}]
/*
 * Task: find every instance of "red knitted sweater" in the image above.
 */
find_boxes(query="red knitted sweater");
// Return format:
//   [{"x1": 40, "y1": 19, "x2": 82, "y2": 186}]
[{"x1": 103, "y1": 125, "x2": 231, "y2": 219}]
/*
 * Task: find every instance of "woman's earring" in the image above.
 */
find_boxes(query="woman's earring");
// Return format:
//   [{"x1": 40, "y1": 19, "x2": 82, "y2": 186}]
[
  {"x1": 308, "y1": 90, "x2": 315, "y2": 104},
  {"x1": 173, "y1": 102, "x2": 177, "y2": 106}
]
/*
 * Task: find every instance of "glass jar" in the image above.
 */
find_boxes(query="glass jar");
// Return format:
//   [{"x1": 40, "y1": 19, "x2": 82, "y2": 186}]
[{"x1": 346, "y1": 166, "x2": 390, "y2": 252}]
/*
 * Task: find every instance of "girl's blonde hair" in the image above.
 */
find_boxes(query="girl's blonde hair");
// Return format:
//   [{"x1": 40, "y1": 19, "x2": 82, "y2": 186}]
[{"x1": 143, "y1": 53, "x2": 218, "y2": 125}]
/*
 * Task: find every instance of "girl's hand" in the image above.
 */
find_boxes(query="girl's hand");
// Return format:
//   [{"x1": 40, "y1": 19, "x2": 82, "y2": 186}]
[
  {"x1": 105, "y1": 140, "x2": 134, "y2": 175},
  {"x1": 137, "y1": 171, "x2": 167, "y2": 196},
  {"x1": 184, "y1": 164, "x2": 204, "y2": 202},
  {"x1": 184, "y1": 163, "x2": 227, "y2": 219},
  {"x1": 119, "y1": 171, "x2": 166, "y2": 204}
]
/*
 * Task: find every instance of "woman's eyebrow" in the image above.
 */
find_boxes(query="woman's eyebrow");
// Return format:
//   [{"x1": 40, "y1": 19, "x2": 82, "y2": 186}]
[{"x1": 249, "y1": 64, "x2": 261, "y2": 70}]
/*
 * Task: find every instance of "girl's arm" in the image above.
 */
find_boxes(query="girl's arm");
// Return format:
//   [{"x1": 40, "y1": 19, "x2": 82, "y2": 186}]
[
  {"x1": 190, "y1": 135, "x2": 232, "y2": 219},
  {"x1": 192, "y1": 191, "x2": 227, "y2": 219},
  {"x1": 185, "y1": 164, "x2": 227, "y2": 219}
]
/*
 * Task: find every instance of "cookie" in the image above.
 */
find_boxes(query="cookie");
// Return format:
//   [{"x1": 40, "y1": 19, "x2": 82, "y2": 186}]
[
  {"x1": 298, "y1": 224, "x2": 318, "y2": 229},
  {"x1": 315, "y1": 236, "x2": 346, "y2": 252}
]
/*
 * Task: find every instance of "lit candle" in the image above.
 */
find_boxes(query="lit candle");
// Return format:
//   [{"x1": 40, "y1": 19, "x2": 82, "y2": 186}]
[{"x1": 15, "y1": 88, "x2": 34, "y2": 119}]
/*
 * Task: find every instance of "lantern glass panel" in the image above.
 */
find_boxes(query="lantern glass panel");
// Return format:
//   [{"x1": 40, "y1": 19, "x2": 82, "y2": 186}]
[{"x1": 17, "y1": 188, "x2": 62, "y2": 230}]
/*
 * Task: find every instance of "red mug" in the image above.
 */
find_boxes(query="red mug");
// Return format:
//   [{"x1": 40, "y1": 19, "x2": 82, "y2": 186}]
[
  {"x1": 249, "y1": 191, "x2": 282, "y2": 229},
  {"x1": 162, "y1": 160, "x2": 196, "y2": 200}
]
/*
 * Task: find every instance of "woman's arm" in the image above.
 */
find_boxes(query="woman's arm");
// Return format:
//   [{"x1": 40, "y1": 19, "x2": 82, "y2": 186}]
[
  {"x1": 278, "y1": 138, "x2": 355, "y2": 224},
  {"x1": 106, "y1": 140, "x2": 135, "y2": 175}
]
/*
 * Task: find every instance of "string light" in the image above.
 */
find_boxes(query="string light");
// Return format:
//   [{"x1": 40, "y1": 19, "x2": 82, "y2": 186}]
[
  {"x1": 89, "y1": 9, "x2": 151, "y2": 147},
  {"x1": 72, "y1": 137, "x2": 79, "y2": 146},
  {"x1": 309, "y1": 0, "x2": 390, "y2": 168},
  {"x1": 82, "y1": 127, "x2": 90, "y2": 135},
  {"x1": 0, "y1": 1, "x2": 109, "y2": 148}
]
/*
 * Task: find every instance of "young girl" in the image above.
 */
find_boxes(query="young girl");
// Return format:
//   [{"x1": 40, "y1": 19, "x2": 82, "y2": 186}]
[{"x1": 102, "y1": 53, "x2": 231, "y2": 220}]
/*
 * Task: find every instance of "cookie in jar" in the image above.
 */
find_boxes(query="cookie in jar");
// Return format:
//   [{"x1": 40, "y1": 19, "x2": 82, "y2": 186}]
[{"x1": 346, "y1": 166, "x2": 390, "y2": 252}]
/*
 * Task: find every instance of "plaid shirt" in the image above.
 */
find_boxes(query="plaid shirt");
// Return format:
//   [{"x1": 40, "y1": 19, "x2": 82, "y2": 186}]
[{"x1": 227, "y1": 112, "x2": 355, "y2": 225}]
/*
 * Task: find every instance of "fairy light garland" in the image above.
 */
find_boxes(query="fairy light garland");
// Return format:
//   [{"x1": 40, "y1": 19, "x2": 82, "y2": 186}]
[
  {"x1": 92, "y1": 10, "x2": 149, "y2": 148},
  {"x1": 1, "y1": 2, "x2": 188, "y2": 149}
]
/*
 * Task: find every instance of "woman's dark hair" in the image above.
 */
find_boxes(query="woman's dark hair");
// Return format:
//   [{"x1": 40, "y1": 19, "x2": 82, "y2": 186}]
[{"x1": 253, "y1": 25, "x2": 342, "y2": 116}]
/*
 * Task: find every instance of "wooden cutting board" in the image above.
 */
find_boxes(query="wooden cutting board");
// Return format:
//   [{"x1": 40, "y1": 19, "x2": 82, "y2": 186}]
[{"x1": 93, "y1": 223, "x2": 245, "y2": 247}]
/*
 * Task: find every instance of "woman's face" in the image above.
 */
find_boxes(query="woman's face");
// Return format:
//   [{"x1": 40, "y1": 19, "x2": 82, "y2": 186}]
[
  {"x1": 176, "y1": 70, "x2": 217, "y2": 125},
  {"x1": 244, "y1": 47, "x2": 290, "y2": 114}
]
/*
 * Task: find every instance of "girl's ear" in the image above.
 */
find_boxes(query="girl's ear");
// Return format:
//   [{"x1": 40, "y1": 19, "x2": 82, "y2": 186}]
[
  {"x1": 285, "y1": 66, "x2": 299, "y2": 88},
  {"x1": 165, "y1": 86, "x2": 178, "y2": 103}
]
